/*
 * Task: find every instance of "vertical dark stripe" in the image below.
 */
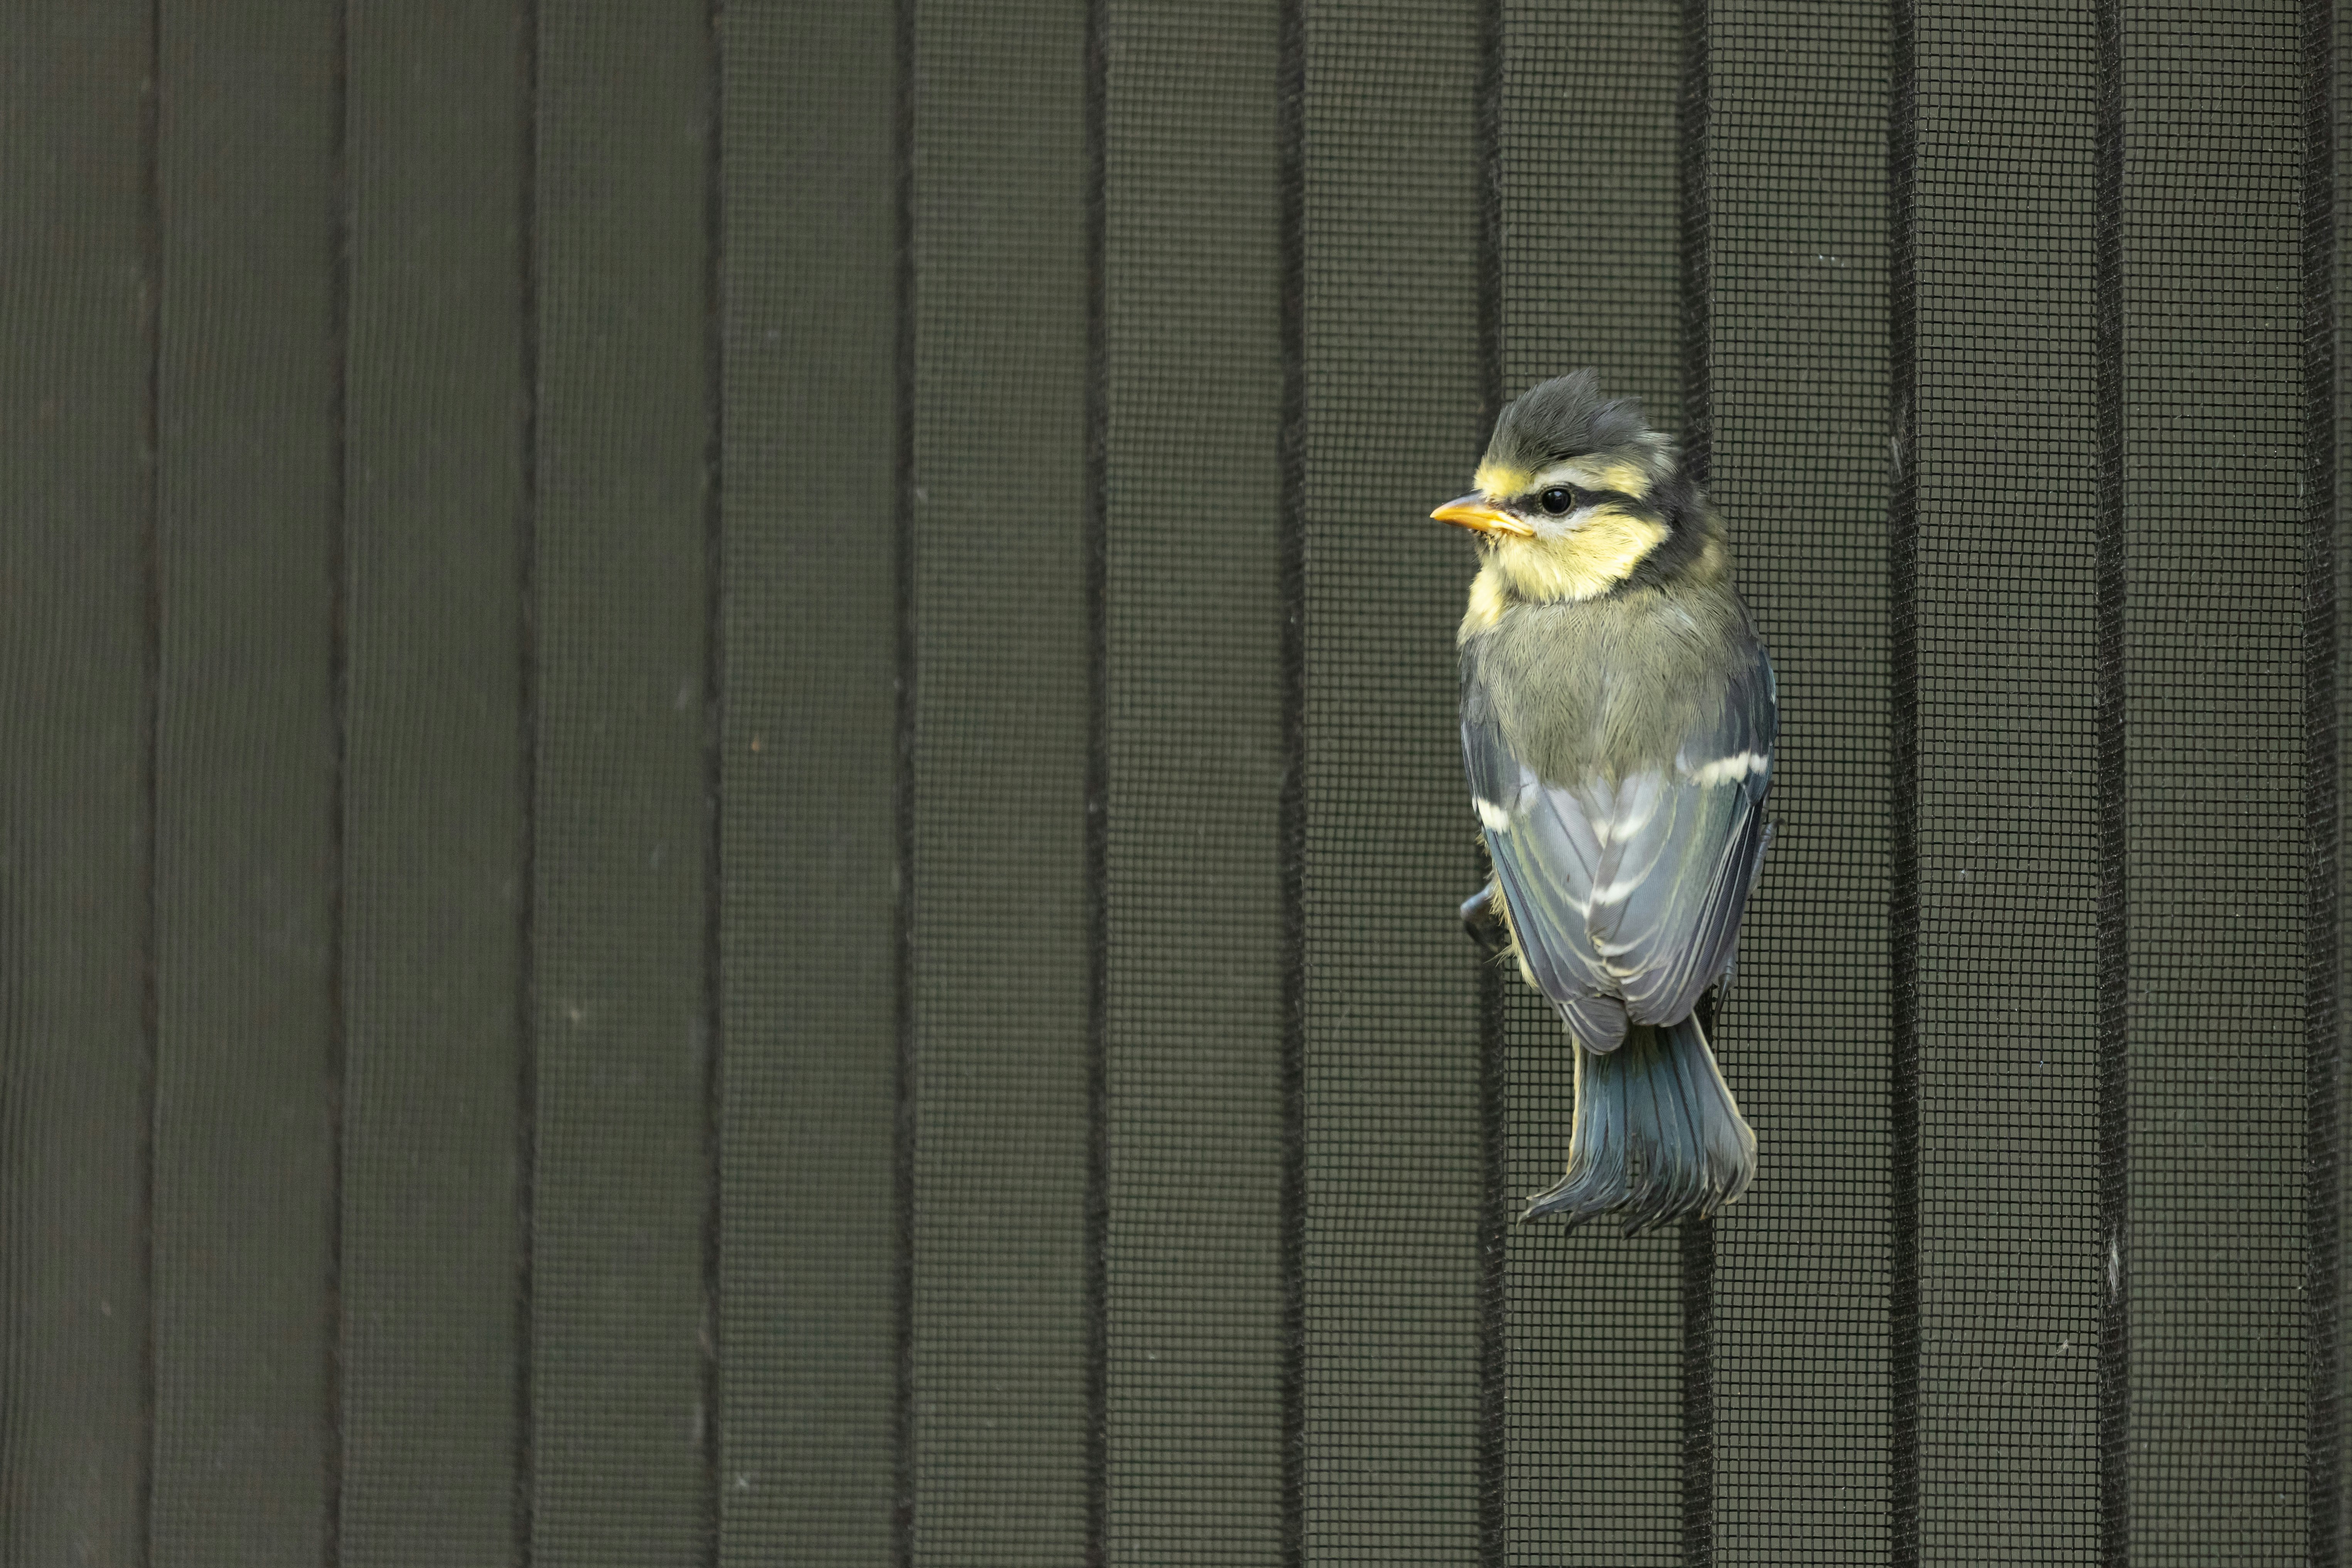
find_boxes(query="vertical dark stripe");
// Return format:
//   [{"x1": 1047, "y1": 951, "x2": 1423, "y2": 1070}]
[
  {"x1": 1678, "y1": 1066, "x2": 1714, "y2": 1568},
  {"x1": 2306, "y1": 0, "x2": 2343, "y2": 1556},
  {"x1": 1677, "y1": 0, "x2": 1714, "y2": 1560},
  {"x1": 1474, "y1": 0, "x2": 1505, "y2": 397},
  {"x1": 1678, "y1": 0, "x2": 1711, "y2": 486},
  {"x1": 1274, "y1": 0, "x2": 1308, "y2": 1556},
  {"x1": 698, "y1": 2, "x2": 727, "y2": 1561},
  {"x1": 513, "y1": 0, "x2": 540, "y2": 1558},
  {"x1": 1473, "y1": 916, "x2": 1506, "y2": 1568},
  {"x1": 891, "y1": 0, "x2": 919, "y2": 1555},
  {"x1": 324, "y1": 0, "x2": 353, "y2": 1560},
  {"x1": 2091, "y1": 0, "x2": 2130, "y2": 1558},
  {"x1": 138, "y1": 2, "x2": 163, "y2": 1561},
  {"x1": 1885, "y1": 0, "x2": 1921, "y2": 1556},
  {"x1": 1473, "y1": 835, "x2": 1506, "y2": 1568},
  {"x1": 1472, "y1": 0, "x2": 1506, "y2": 1563},
  {"x1": 1080, "y1": 0, "x2": 1110, "y2": 1561}
]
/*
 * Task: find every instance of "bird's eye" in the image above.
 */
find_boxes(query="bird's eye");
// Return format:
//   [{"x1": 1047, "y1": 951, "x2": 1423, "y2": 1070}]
[{"x1": 1539, "y1": 487, "x2": 1575, "y2": 515}]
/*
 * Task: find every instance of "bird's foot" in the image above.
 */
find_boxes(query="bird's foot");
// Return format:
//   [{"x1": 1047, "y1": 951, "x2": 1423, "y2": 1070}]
[{"x1": 1460, "y1": 884, "x2": 1509, "y2": 957}]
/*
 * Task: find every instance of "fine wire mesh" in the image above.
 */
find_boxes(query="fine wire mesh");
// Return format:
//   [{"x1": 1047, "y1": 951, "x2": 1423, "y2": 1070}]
[
  {"x1": 148, "y1": 2, "x2": 342, "y2": 1556},
  {"x1": 1709, "y1": 0, "x2": 1897, "y2": 1564},
  {"x1": 713, "y1": 3, "x2": 902, "y2": 1562},
  {"x1": 1915, "y1": 3, "x2": 2104, "y2": 1559},
  {"x1": 1101, "y1": 0, "x2": 1288, "y2": 1560},
  {"x1": 1497, "y1": 3, "x2": 1686, "y2": 1561},
  {"x1": 2, "y1": 3, "x2": 2350, "y2": 1566},
  {"x1": 339, "y1": 2, "x2": 531, "y2": 1561},
  {"x1": 530, "y1": 2, "x2": 716, "y2": 1559},
  {"x1": 0, "y1": 7, "x2": 153, "y2": 1563},
  {"x1": 907, "y1": 0, "x2": 1093, "y2": 1559},
  {"x1": 2123, "y1": 2, "x2": 2308, "y2": 1560},
  {"x1": 1301, "y1": 2, "x2": 1487, "y2": 1559},
  {"x1": 2333, "y1": 7, "x2": 2352, "y2": 1561}
]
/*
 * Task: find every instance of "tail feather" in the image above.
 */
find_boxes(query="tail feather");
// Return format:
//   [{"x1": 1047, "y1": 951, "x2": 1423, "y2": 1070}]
[{"x1": 1525, "y1": 1015, "x2": 1755, "y2": 1234}]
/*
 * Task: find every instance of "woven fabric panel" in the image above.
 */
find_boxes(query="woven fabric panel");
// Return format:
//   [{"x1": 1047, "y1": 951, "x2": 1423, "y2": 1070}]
[
  {"x1": 2123, "y1": 2, "x2": 2308, "y2": 1558},
  {"x1": 149, "y1": 2, "x2": 342, "y2": 1559},
  {"x1": 0, "y1": 7, "x2": 153, "y2": 1563},
  {"x1": 6, "y1": 5, "x2": 2351, "y2": 1565},
  {"x1": 714, "y1": 3, "x2": 902, "y2": 1564},
  {"x1": 1302, "y1": 3, "x2": 1487, "y2": 1560},
  {"x1": 531, "y1": 3, "x2": 716, "y2": 1560},
  {"x1": 1103, "y1": 0, "x2": 1287, "y2": 1561},
  {"x1": 1915, "y1": 5, "x2": 2103, "y2": 1558},
  {"x1": 908, "y1": 0, "x2": 1093, "y2": 1558},
  {"x1": 337, "y1": 6, "x2": 532, "y2": 1565},
  {"x1": 1710, "y1": 1, "x2": 1895, "y2": 1562},
  {"x1": 1496, "y1": 3, "x2": 1686, "y2": 1561},
  {"x1": 2333, "y1": 9, "x2": 2352, "y2": 1560}
]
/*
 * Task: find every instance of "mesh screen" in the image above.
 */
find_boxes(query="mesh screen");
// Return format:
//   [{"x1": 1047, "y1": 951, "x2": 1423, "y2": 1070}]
[
  {"x1": 340, "y1": 3, "x2": 531, "y2": 1563},
  {"x1": 1300, "y1": 1, "x2": 1489, "y2": 1560},
  {"x1": 0, "y1": 2, "x2": 2344, "y2": 1566},
  {"x1": 148, "y1": 5, "x2": 341, "y2": 1560},
  {"x1": 909, "y1": 0, "x2": 1093, "y2": 1560},
  {"x1": 1711, "y1": 2, "x2": 1896, "y2": 1563},
  {"x1": 1499, "y1": 0, "x2": 1688, "y2": 1559},
  {"x1": 1909, "y1": 5, "x2": 2111, "y2": 1556},
  {"x1": 0, "y1": 8, "x2": 150, "y2": 1566},
  {"x1": 714, "y1": 3, "x2": 902, "y2": 1565},
  {"x1": 1104, "y1": 0, "x2": 1287, "y2": 1559},
  {"x1": 531, "y1": 3, "x2": 716, "y2": 1561},
  {"x1": 2125, "y1": 4, "x2": 2309, "y2": 1561}
]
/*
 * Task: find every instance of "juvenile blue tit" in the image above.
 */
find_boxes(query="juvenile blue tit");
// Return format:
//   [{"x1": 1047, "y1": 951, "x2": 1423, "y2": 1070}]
[{"x1": 1438, "y1": 369, "x2": 1775, "y2": 1234}]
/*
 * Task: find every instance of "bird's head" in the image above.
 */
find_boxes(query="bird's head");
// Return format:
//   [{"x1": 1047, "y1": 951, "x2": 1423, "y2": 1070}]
[{"x1": 1432, "y1": 369, "x2": 1720, "y2": 605}]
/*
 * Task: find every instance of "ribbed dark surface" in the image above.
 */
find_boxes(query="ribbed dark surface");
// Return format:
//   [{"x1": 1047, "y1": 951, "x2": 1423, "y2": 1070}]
[
  {"x1": 907, "y1": 0, "x2": 1095, "y2": 1561},
  {"x1": 2315, "y1": 8, "x2": 2347, "y2": 1567},
  {"x1": 1920, "y1": 6, "x2": 2104, "y2": 1560},
  {"x1": 1712, "y1": 2, "x2": 1896, "y2": 1563},
  {"x1": 0, "y1": 8, "x2": 152, "y2": 1565},
  {"x1": 2124, "y1": 4, "x2": 2309, "y2": 1563},
  {"x1": 1889, "y1": 0, "x2": 1924, "y2": 1559},
  {"x1": 340, "y1": 3, "x2": 532, "y2": 1563},
  {"x1": 714, "y1": 4, "x2": 902, "y2": 1563},
  {"x1": 1499, "y1": 3, "x2": 1686, "y2": 1558},
  {"x1": 530, "y1": 3, "x2": 716, "y2": 1561},
  {"x1": 1102, "y1": 0, "x2": 1288, "y2": 1560},
  {"x1": 1300, "y1": 5, "x2": 1487, "y2": 1560},
  {"x1": 0, "y1": 3, "x2": 2340, "y2": 1565},
  {"x1": 148, "y1": 3, "x2": 342, "y2": 1558}
]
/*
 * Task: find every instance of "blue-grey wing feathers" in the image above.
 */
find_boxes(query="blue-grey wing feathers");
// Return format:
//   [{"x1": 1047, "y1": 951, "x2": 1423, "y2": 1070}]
[{"x1": 1467, "y1": 642, "x2": 1776, "y2": 1048}]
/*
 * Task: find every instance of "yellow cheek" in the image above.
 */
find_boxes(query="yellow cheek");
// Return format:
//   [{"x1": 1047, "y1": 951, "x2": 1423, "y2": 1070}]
[{"x1": 1492, "y1": 508, "x2": 1669, "y2": 602}]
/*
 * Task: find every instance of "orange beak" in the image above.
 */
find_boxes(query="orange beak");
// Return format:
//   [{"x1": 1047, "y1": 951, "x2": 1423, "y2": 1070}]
[{"x1": 1431, "y1": 494, "x2": 1534, "y2": 536}]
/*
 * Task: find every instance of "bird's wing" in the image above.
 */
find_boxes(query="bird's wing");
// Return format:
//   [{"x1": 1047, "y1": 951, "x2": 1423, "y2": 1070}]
[{"x1": 1465, "y1": 642, "x2": 1775, "y2": 1046}]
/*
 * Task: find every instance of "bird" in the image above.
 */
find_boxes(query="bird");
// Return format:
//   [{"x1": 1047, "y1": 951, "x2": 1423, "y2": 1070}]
[{"x1": 1435, "y1": 369, "x2": 1775, "y2": 1234}]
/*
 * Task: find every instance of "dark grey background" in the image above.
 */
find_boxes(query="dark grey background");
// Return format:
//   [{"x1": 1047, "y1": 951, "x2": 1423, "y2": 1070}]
[{"x1": 0, "y1": 1, "x2": 2340, "y2": 1565}]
